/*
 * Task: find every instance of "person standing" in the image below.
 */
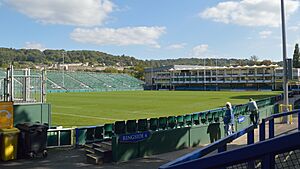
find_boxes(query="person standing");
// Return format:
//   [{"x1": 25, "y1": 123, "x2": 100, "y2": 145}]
[
  {"x1": 224, "y1": 102, "x2": 234, "y2": 136},
  {"x1": 248, "y1": 98, "x2": 259, "y2": 125}
]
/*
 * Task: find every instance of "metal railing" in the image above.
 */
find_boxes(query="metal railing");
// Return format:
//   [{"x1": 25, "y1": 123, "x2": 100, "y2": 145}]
[
  {"x1": 259, "y1": 109, "x2": 300, "y2": 141},
  {"x1": 159, "y1": 109, "x2": 300, "y2": 169},
  {"x1": 162, "y1": 131, "x2": 300, "y2": 169},
  {"x1": 159, "y1": 124, "x2": 256, "y2": 169}
]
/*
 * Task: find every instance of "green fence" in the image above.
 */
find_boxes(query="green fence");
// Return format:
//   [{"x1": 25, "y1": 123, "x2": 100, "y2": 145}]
[
  {"x1": 47, "y1": 128, "x2": 74, "y2": 148},
  {"x1": 112, "y1": 105, "x2": 276, "y2": 162},
  {"x1": 13, "y1": 103, "x2": 51, "y2": 125}
]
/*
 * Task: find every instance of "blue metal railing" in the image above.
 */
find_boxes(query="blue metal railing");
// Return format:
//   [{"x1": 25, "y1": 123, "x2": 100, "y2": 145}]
[
  {"x1": 162, "y1": 131, "x2": 300, "y2": 169},
  {"x1": 159, "y1": 109, "x2": 300, "y2": 169},
  {"x1": 259, "y1": 109, "x2": 300, "y2": 141},
  {"x1": 159, "y1": 124, "x2": 256, "y2": 169}
]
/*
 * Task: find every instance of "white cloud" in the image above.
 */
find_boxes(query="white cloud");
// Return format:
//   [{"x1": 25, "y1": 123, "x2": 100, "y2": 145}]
[
  {"x1": 166, "y1": 43, "x2": 186, "y2": 49},
  {"x1": 259, "y1": 30, "x2": 272, "y2": 39},
  {"x1": 23, "y1": 42, "x2": 45, "y2": 51},
  {"x1": 191, "y1": 44, "x2": 209, "y2": 58},
  {"x1": 70, "y1": 26, "x2": 166, "y2": 48},
  {"x1": 200, "y1": 0, "x2": 299, "y2": 27},
  {"x1": 3, "y1": 0, "x2": 114, "y2": 26}
]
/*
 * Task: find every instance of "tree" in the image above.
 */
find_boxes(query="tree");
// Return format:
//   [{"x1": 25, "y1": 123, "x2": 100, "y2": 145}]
[
  {"x1": 103, "y1": 67, "x2": 119, "y2": 73},
  {"x1": 293, "y1": 44, "x2": 300, "y2": 68},
  {"x1": 260, "y1": 60, "x2": 272, "y2": 66},
  {"x1": 250, "y1": 55, "x2": 259, "y2": 65}
]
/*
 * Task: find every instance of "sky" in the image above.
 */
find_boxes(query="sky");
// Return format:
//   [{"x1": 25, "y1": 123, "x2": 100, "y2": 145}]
[{"x1": 0, "y1": 0, "x2": 300, "y2": 61}]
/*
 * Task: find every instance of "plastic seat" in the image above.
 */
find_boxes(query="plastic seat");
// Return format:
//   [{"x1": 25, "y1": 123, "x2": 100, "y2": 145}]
[
  {"x1": 167, "y1": 116, "x2": 176, "y2": 129},
  {"x1": 176, "y1": 115, "x2": 185, "y2": 127},
  {"x1": 218, "y1": 109, "x2": 226, "y2": 118},
  {"x1": 211, "y1": 110, "x2": 219, "y2": 122},
  {"x1": 126, "y1": 120, "x2": 137, "y2": 133},
  {"x1": 149, "y1": 118, "x2": 158, "y2": 131},
  {"x1": 185, "y1": 114, "x2": 192, "y2": 126},
  {"x1": 94, "y1": 126, "x2": 104, "y2": 141},
  {"x1": 86, "y1": 127, "x2": 95, "y2": 143},
  {"x1": 137, "y1": 119, "x2": 148, "y2": 131},
  {"x1": 200, "y1": 112, "x2": 207, "y2": 124},
  {"x1": 192, "y1": 113, "x2": 200, "y2": 125},
  {"x1": 207, "y1": 111, "x2": 214, "y2": 123},
  {"x1": 104, "y1": 123, "x2": 114, "y2": 138},
  {"x1": 159, "y1": 117, "x2": 167, "y2": 130},
  {"x1": 114, "y1": 121, "x2": 126, "y2": 135}
]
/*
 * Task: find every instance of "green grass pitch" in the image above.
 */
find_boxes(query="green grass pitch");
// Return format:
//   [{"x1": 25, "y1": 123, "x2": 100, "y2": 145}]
[{"x1": 47, "y1": 91, "x2": 281, "y2": 127}]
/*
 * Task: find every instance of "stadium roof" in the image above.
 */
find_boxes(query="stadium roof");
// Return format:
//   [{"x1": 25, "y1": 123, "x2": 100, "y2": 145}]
[{"x1": 145, "y1": 64, "x2": 280, "y2": 72}]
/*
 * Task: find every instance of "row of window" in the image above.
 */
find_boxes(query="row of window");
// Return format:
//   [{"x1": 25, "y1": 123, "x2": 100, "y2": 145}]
[{"x1": 172, "y1": 69, "x2": 274, "y2": 76}]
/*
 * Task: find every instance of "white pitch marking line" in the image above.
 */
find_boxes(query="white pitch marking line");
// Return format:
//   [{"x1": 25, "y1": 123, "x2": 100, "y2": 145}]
[{"x1": 52, "y1": 112, "x2": 121, "y2": 121}]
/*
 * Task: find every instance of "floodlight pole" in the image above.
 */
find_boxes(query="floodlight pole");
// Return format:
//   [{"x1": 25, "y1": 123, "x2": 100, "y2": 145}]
[
  {"x1": 281, "y1": 0, "x2": 289, "y2": 110},
  {"x1": 62, "y1": 52, "x2": 65, "y2": 88}
]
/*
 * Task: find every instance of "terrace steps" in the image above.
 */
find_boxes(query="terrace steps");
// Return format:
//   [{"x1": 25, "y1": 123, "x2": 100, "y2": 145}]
[{"x1": 85, "y1": 141, "x2": 113, "y2": 165}]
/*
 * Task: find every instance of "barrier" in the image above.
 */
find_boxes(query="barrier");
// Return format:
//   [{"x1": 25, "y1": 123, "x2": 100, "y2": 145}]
[
  {"x1": 279, "y1": 104, "x2": 293, "y2": 124},
  {"x1": 47, "y1": 128, "x2": 74, "y2": 148},
  {"x1": 13, "y1": 103, "x2": 51, "y2": 125},
  {"x1": 159, "y1": 109, "x2": 300, "y2": 169}
]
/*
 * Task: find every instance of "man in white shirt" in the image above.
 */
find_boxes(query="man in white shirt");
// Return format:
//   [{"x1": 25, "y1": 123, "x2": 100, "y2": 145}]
[{"x1": 248, "y1": 98, "x2": 259, "y2": 125}]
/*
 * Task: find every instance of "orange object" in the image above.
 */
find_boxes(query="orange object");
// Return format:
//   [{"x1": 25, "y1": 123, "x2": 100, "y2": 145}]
[{"x1": 0, "y1": 102, "x2": 14, "y2": 129}]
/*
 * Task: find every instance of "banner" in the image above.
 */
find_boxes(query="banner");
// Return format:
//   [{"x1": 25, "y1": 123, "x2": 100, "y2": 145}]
[{"x1": 119, "y1": 131, "x2": 151, "y2": 143}]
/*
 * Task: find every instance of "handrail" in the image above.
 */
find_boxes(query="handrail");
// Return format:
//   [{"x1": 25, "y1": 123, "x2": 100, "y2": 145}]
[
  {"x1": 259, "y1": 109, "x2": 300, "y2": 141},
  {"x1": 160, "y1": 109, "x2": 299, "y2": 169},
  {"x1": 163, "y1": 131, "x2": 300, "y2": 169},
  {"x1": 159, "y1": 124, "x2": 256, "y2": 169},
  {"x1": 265, "y1": 109, "x2": 299, "y2": 121}
]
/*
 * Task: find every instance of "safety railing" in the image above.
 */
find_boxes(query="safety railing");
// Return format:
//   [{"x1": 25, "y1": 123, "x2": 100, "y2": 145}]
[
  {"x1": 161, "y1": 131, "x2": 300, "y2": 169},
  {"x1": 159, "y1": 124, "x2": 256, "y2": 169},
  {"x1": 259, "y1": 109, "x2": 300, "y2": 141},
  {"x1": 159, "y1": 109, "x2": 300, "y2": 169}
]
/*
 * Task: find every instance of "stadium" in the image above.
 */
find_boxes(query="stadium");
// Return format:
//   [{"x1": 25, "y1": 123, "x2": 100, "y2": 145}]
[
  {"x1": 144, "y1": 64, "x2": 300, "y2": 91},
  {"x1": 0, "y1": 65, "x2": 299, "y2": 168},
  {"x1": 1, "y1": 0, "x2": 300, "y2": 169}
]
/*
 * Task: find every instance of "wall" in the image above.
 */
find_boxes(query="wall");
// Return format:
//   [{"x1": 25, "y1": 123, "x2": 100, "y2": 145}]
[
  {"x1": 13, "y1": 103, "x2": 51, "y2": 125},
  {"x1": 112, "y1": 105, "x2": 275, "y2": 162}
]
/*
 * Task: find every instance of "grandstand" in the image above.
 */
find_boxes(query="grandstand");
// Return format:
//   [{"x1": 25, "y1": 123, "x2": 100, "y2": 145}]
[
  {"x1": 145, "y1": 65, "x2": 300, "y2": 91},
  {"x1": 0, "y1": 69, "x2": 144, "y2": 93}
]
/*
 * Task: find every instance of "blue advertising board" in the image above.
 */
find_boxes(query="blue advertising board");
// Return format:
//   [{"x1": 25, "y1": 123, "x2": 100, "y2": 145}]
[
  {"x1": 119, "y1": 131, "x2": 151, "y2": 143},
  {"x1": 237, "y1": 116, "x2": 246, "y2": 123}
]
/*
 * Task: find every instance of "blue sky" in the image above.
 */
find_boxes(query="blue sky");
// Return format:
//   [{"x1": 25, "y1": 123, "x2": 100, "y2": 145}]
[{"x1": 0, "y1": 0, "x2": 300, "y2": 61}]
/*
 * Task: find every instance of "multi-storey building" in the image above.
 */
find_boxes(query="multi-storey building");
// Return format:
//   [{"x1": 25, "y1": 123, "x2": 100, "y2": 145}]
[{"x1": 144, "y1": 65, "x2": 300, "y2": 91}]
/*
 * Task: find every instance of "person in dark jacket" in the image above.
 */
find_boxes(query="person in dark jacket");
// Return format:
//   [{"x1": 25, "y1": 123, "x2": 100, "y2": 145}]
[{"x1": 224, "y1": 102, "x2": 234, "y2": 136}]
